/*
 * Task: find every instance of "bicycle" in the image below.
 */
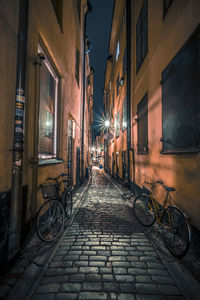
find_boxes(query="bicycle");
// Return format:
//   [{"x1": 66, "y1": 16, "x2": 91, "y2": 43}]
[
  {"x1": 133, "y1": 180, "x2": 191, "y2": 257},
  {"x1": 36, "y1": 173, "x2": 73, "y2": 242}
]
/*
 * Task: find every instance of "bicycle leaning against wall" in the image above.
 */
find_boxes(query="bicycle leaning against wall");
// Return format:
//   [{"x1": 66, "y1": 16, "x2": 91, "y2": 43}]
[
  {"x1": 133, "y1": 180, "x2": 191, "y2": 257},
  {"x1": 36, "y1": 173, "x2": 73, "y2": 242}
]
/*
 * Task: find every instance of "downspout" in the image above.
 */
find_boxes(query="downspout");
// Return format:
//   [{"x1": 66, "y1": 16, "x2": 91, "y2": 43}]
[
  {"x1": 81, "y1": 1, "x2": 92, "y2": 183},
  {"x1": 8, "y1": 0, "x2": 29, "y2": 260},
  {"x1": 126, "y1": 0, "x2": 133, "y2": 187}
]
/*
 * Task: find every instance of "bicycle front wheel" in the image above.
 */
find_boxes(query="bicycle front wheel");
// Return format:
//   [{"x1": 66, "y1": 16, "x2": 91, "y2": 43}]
[
  {"x1": 162, "y1": 206, "x2": 191, "y2": 257},
  {"x1": 133, "y1": 194, "x2": 156, "y2": 226},
  {"x1": 36, "y1": 199, "x2": 65, "y2": 242},
  {"x1": 64, "y1": 191, "x2": 73, "y2": 218}
]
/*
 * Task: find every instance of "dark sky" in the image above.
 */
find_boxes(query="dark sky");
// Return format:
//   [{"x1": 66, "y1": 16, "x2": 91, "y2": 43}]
[{"x1": 86, "y1": 0, "x2": 114, "y2": 138}]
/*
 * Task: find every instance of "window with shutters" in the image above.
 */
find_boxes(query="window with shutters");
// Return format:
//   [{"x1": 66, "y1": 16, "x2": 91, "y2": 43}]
[
  {"x1": 38, "y1": 45, "x2": 58, "y2": 160},
  {"x1": 136, "y1": 0, "x2": 148, "y2": 72},
  {"x1": 163, "y1": 0, "x2": 173, "y2": 18},
  {"x1": 137, "y1": 93, "x2": 148, "y2": 154},
  {"x1": 51, "y1": 0, "x2": 63, "y2": 32},
  {"x1": 161, "y1": 26, "x2": 200, "y2": 153}
]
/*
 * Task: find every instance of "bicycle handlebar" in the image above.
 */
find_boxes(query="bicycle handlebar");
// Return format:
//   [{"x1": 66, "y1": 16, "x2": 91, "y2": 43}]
[{"x1": 47, "y1": 173, "x2": 68, "y2": 181}]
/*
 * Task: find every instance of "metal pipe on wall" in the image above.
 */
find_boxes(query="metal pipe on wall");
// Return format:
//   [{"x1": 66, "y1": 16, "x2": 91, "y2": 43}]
[{"x1": 8, "y1": 0, "x2": 29, "y2": 261}]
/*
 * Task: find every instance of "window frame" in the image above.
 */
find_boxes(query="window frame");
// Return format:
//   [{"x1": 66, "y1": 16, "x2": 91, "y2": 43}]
[
  {"x1": 137, "y1": 93, "x2": 148, "y2": 154},
  {"x1": 38, "y1": 44, "x2": 60, "y2": 162},
  {"x1": 136, "y1": 0, "x2": 148, "y2": 72}
]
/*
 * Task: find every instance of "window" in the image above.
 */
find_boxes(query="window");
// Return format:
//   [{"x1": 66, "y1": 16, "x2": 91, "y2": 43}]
[
  {"x1": 137, "y1": 93, "x2": 148, "y2": 154},
  {"x1": 77, "y1": 0, "x2": 81, "y2": 22},
  {"x1": 122, "y1": 97, "x2": 127, "y2": 131},
  {"x1": 38, "y1": 45, "x2": 58, "y2": 160},
  {"x1": 163, "y1": 0, "x2": 173, "y2": 17},
  {"x1": 116, "y1": 111, "x2": 120, "y2": 137},
  {"x1": 113, "y1": 91, "x2": 115, "y2": 108},
  {"x1": 161, "y1": 26, "x2": 200, "y2": 153},
  {"x1": 123, "y1": 48, "x2": 127, "y2": 76},
  {"x1": 75, "y1": 49, "x2": 80, "y2": 86},
  {"x1": 51, "y1": 0, "x2": 63, "y2": 31},
  {"x1": 136, "y1": 0, "x2": 148, "y2": 71},
  {"x1": 116, "y1": 41, "x2": 120, "y2": 61},
  {"x1": 117, "y1": 74, "x2": 120, "y2": 96}
]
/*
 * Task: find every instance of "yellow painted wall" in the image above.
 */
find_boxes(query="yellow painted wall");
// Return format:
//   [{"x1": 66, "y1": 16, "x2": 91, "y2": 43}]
[{"x1": 131, "y1": 0, "x2": 200, "y2": 229}]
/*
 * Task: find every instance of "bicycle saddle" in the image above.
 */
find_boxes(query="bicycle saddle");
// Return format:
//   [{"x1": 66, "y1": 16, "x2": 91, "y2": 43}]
[{"x1": 164, "y1": 185, "x2": 175, "y2": 192}]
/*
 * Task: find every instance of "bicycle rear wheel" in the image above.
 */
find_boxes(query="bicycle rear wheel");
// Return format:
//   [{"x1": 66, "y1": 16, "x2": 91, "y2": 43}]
[
  {"x1": 64, "y1": 191, "x2": 73, "y2": 218},
  {"x1": 36, "y1": 199, "x2": 65, "y2": 242},
  {"x1": 162, "y1": 206, "x2": 191, "y2": 257},
  {"x1": 133, "y1": 194, "x2": 156, "y2": 226}
]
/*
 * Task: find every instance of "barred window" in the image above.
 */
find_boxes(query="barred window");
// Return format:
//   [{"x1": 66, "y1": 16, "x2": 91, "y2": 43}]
[{"x1": 38, "y1": 45, "x2": 58, "y2": 160}]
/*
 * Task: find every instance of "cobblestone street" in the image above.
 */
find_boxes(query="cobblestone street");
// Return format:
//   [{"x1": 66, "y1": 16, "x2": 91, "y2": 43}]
[{"x1": 28, "y1": 168, "x2": 190, "y2": 300}]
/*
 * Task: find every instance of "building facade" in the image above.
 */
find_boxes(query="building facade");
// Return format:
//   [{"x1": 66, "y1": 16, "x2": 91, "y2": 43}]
[
  {"x1": 0, "y1": 0, "x2": 93, "y2": 269},
  {"x1": 104, "y1": 0, "x2": 200, "y2": 230}
]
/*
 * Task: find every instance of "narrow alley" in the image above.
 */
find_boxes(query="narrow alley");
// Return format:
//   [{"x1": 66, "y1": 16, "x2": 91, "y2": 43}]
[{"x1": 25, "y1": 168, "x2": 190, "y2": 300}]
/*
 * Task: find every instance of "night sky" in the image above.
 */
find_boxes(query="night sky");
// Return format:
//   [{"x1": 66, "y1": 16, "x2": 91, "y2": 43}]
[{"x1": 86, "y1": 0, "x2": 114, "y2": 138}]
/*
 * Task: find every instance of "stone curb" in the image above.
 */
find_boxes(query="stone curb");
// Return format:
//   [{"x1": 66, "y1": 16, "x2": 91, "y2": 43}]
[{"x1": 4, "y1": 176, "x2": 92, "y2": 300}]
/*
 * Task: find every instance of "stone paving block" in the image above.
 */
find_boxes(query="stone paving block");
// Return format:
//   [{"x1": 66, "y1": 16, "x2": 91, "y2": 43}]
[
  {"x1": 130, "y1": 262, "x2": 147, "y2": 268},
  {"x1": 36, "y1": 283, "x2": 60, "y2": 293},
  {"x1": 41, "y1": 275, "x2": 69, "y2": 284},
  {"x1": 64, "y1": 268, "x2": 78, "y2": 274},
  {"x1": 136, "y1": 275, "x2": 152, "y2": 283},
  {"x1": 82, "y1": 250, "x2": 97, "y2": 255},
  {"x1": 113, "y1": 267, "x2": 127, "y2": 275},
  {"x1": 89, "y1": 261, "x2": 105, "y2": 267},
  {"x1": 55, "y1": 293, "x2": 78, "y2": 300},
  {"x1": 74, "y1": 260, "x2": 89, "y2": 267},
  {"x1": 67, "y1": 250, "x2": 82, "y2": 255},
  {"x1": 86, "y1": 274, "x2": 102, "y2": 281},
  {"x1": 118, "y1": 293, "x2": 136, "y2": 300},
  {"x1": 60, "y1": 282, "x2": 81, "y2": 292},
  {"x1": 110, "y1": 246, "x2": 125, "y2": 250},
  {"x1": 97, "y1": 250, "x2": 111, "y2": 256},
  {"x1": 109, "y1": 256, "x2": 126, "y2": 261},
  {"x1": 103, "y1": 282, "x2": 120, "y2": 292},
  {"x1": 79, "y1": 256, "x2": 89, "y2": 260},
  {"x1": 99, "y1": 267, "x2": 112, "y2": 274},
  {"x1": 115, "y1": 275, "x2": 135, "y2": 282},
  {"x1": 79, "y1": 292, "x2": 107, "y2": 300},
  {"x1": 136, "y1": 295, "x2": 165, "y2": 300},
  {"x1": 91, "y1": 246, "x2": 106, "y2": 251},
  {"x1": 102, "y1": 274, "x2": 114, "y2": 281},
  {"x1": 136, "y1": 283, "x2": 159, "y2": 294},
  {"x1": 152, "y1": 275, "x2": 174, "y2": 284},
  {"x1": 112, "y1": 250, "x2": 129, "y2": 255},
  {"x1": 140, "y1": 256, "x2": 160, "y2": 263},
  {"x1": 63, "y1": 261, "x2": 74, "y2": 268},
  {"x1": 79, "y1": 267, "x2": 99, "y2": 273},
  {"x1": 69, "y1": 274, "x2": 85, "y2": 282},
  {"x1": 112, "y1": 261, "x2": 130, "y2": 267},
  {"x1": 146, "y1": 262, "x2": 165, "y2": 270},
  {"x1": 147, "y1": 269, "x2": 169, "y2": 276},
  {"x1": 32, "y1": 294, "x2": 55, "y2": 300},
  {"x1": 63, "y1": 255, "x2": 80, "y2": 261},
  {"x1": 45, "y1": 268, "x2": 65, "y2": 276},
  {"x1": 158, "y1": 285, "x2": 181, "y2": 295},
  {"x1": 126, "y1": 256, "x2": 139, "y2": 262},
  {"x1": 90, "y1": 256, "x2": 107, "y2": 261},
  {"x1": 82, "y1": 281, "x2": 102, "y2": 291},
  {"x1": 49, "y1": 261, "x2": 63, "y2": 268},
  {"x1": 120, "y1": 283, "x2": 136, "y2": 293}
]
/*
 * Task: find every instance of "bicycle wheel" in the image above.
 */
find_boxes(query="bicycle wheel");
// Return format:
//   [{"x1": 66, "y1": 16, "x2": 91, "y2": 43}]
[
  {"x1": 133, "y1": 194, "x2": 156, "y2": 226},
  {"x1": 64, "y1": 191, "x2": 73, "y2": 218},
  {"x1": 162, "y1": 206, "x2": 191, "y2": 257},
  {"x1": 36, "y1": 199, "x2": 65, "y2": 242}
]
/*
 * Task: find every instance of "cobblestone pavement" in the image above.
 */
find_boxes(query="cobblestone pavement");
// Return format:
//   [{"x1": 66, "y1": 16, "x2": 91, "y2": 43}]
[{"x1": 29, "y1": 168, "x2": 190, "y2": 300}]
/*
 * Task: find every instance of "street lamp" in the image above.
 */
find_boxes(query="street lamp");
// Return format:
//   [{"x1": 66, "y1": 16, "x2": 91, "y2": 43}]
[{"x1": 105, "y1": 120, "x2": 110, "y2": 128}]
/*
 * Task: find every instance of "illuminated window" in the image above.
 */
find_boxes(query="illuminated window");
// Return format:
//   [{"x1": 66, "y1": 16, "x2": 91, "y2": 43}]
[
  {"x1": 122, "y1": 97, "x2": 127, "y2": 131},
  {"x1": 116, "y1": 41, "x2": 120, "y2": 61},
  {"x1": 38, "y1": 45, "x2": 58, "y2": 160}
]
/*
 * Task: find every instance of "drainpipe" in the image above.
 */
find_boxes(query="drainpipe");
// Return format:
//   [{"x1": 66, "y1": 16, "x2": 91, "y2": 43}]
[
  {"x1": 81, "y1": 1, "x2": 92, "y2": 183},
  {"x1": 126, "y1": 0, "x2": 133, "y2": 188},
  {"x1": 8, "y1": 0, "x2": 29, "y2": 261}
]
